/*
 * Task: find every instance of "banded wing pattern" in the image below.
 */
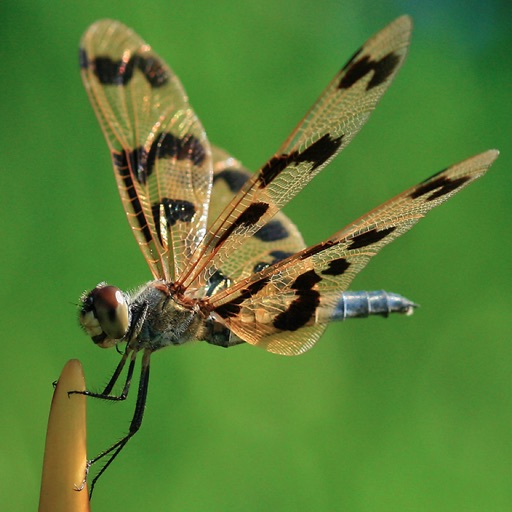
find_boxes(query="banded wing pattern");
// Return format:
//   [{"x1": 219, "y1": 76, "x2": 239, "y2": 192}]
[
  {"x1": 209, "y1": 146, "x2": 306, "y2": 286},
  {"x1": 208, "y1": 151, "x2": 498, "y2": 355},
  {"x1": 179, "y1": 15, "x2": 412, "y2": 290},
  {"x1": 80, "y1": 20, "x2": 212, "y2": 281}
]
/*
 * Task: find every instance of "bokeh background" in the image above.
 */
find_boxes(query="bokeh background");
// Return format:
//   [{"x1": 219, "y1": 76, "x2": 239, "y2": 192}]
[{"x1": 2, "y1": 1, "x2": 511, "y2": 511}]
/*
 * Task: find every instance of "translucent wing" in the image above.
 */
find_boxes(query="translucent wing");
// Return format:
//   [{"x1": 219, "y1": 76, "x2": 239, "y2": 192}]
[
  {"x1": 179, "y1": 15, "x2": 412, "y2": 290},
  {"x1": 207, "y1": 151, "x2": 498, "y2": 355},
  {"x1": 209, "y1": 146, "x2": 306, "y2": 287},
  {"x1": 80, "y1": 20, "x2": 212, "y2": 281}
]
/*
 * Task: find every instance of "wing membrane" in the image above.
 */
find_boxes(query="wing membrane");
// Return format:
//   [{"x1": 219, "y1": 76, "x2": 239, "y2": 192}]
[
  {"x1": 209, "y1": 146, "x2": 306, "y2": 285},
  {"x1": 179, "y1": 16, "x2": 412, "y2": 290},
  {"x1": 80, "y1": 20, "x2": 212, "y2": 280},
  {"x1": 208, "y1": 151, "x2": 498, "y2": 355}
]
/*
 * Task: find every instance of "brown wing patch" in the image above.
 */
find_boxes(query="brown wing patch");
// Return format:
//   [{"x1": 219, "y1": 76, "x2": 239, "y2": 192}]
[
  {"x1": 80, "y1": 20, "x2": 212, "y2": 281},
  {"x1": 206, "y1": 151, "x2": 498, "y2": 355},
  {"x1": 206, "y1": 146, "x2": 306, "y2": 287},
  {"x1": 178, "y1": 16, "x2": 412, "y2": 290}
]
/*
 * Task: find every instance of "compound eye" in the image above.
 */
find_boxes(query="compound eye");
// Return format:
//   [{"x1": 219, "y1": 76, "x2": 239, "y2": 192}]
[
  {"x1": 94, "y1": 286, "x2": 129, "y2": 340},
  {"x1": 79, "y1": 285, "x2": 129, "y2": 346}
]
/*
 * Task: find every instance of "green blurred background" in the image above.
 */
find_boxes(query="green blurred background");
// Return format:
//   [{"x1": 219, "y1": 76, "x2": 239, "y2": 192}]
[{"x1": 2, "y1": 0, "x2": 511, "y2": 510}]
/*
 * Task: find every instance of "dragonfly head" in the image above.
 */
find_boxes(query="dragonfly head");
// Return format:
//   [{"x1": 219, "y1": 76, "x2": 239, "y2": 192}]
[{"x1": 79, "y1": 283, "x2": 129, "y2": 348}]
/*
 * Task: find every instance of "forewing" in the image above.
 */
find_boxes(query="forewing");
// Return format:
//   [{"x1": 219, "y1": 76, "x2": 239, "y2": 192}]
[
  {"x1": 80, "y1": 20, "x2": 212, "y2": 281},
  {"x1": 209, "y1": 146, "x2": 306, "y2": 285},
  {"x1": 179, "y1": 15, "x2": 412, "y2": 290},
  {"x1": 208, "y1": 150, "x2": 498, "y2": 355}
]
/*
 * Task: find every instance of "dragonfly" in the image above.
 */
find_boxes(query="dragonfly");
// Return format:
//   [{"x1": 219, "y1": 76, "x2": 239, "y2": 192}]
[{"x1": 76, "y1": 15, "x2": 498, "y2": 495}]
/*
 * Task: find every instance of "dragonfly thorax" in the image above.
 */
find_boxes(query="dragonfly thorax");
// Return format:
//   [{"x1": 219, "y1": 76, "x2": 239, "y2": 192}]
[{"x1": 129, "y1": 281, "x2": 204, "y2": 351}]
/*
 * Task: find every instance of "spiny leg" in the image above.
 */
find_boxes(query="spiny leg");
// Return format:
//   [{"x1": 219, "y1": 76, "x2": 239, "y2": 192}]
[
  {"x1": 87, "y1": 349, "x2": 151, "y2": 498},
  {"x1": 68, "y1": 347, "x2": 136, "y2": 401}
]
